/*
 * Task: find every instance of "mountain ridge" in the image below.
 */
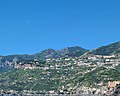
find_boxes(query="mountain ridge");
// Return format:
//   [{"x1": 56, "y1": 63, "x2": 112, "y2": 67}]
[
  {"x1": 1, "y1": 41, "x2": 120, "y2": 61},
  {"x1": 0, "y1": 46, "x2": 88, "y2": 61}
]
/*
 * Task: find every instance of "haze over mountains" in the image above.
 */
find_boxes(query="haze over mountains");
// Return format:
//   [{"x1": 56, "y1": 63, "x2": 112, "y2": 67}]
[{"x1": 0, "y1": 41, "x2": 120, "y2": 61}]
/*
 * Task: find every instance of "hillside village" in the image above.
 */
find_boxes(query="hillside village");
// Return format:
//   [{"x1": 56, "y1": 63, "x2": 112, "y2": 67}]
[
  {"x1": 0, "y1": 42, "x2": 120, "y2": 95},
  {"x1": 2, "y1": 54, "x2": 120, "y2": 70},
  {"x1": 0, "y1": 54, "x2": 120, "y2": 95}
]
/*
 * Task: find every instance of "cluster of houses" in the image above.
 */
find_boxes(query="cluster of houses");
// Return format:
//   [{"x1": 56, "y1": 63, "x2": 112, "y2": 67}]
[
  {"x1": 73, "y1": 81, "x2": 120, "y2": 95},
  {"x1": 0, "y1": 54, "x2": 120, "y2": 95},
  {"x1": 1, "y1": 54, "x2": 119, "y2": 70},
  {"x1": 45, "y1": 54, "x2": 120, "y2": 69}
]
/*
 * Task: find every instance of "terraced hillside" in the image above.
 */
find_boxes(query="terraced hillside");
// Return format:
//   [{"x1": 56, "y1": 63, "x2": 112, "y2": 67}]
[
  {"x1": 0, "y1": 61, "x2": 120, "y2": 94},
  {"x1": 0, "y1": 63, "x2": 93, "y2": 94}
]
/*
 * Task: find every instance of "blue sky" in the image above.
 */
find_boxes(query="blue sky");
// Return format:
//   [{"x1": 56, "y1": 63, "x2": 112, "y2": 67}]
[{"x1": 0, "y1": 0, "x2": 120, "y2": 55}]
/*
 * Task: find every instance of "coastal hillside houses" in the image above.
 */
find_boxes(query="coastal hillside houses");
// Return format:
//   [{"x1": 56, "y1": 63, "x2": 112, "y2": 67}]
[
  {"x1": 14, "y1": 63, "x2": 36, "y2": 69},
  {"x1": 6, "y1": 58, "x2": 41, "y2": 69},
  {"x1": 108, "y1": 81, "x2": 120, "y2": 88},
  {"x1": 3, "y1": 54, "x2": 120, "y2": 70}
]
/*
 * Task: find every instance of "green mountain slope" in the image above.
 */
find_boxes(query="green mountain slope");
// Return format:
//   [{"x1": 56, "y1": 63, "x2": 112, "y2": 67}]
[
  {"x1": 0, "y1": 63, "x2": 120, "y2": 94},
  {"x1": 59, "y1": 46, "x2": 89, "y2": 57},
  {"x1": 88, "y1": 41, "x2": 120, "y2": 55},
  {"x1": 81, "y1": 64, "x2": 120, "y2": 88},
  {"x1": 0, "y1": 63, "x2": 92, "y2": 93}
]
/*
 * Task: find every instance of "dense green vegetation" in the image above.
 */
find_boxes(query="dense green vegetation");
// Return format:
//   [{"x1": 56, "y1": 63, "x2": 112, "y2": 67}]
[
  {"x1": 81, "y1": 64, "x2": 120, "y2": 87},
  {"x1": 0, "y1": 63, "x2": 120, "y2": 93},
  {"x1": 89, "y1": 42, "x2": 120, "y2": 55},
  {"x1": 0, "y1": 63, "x2": 92, "y2": 93},
  {"x1": 0, "y1": 67, "x2": 12, "y2": 73}
]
